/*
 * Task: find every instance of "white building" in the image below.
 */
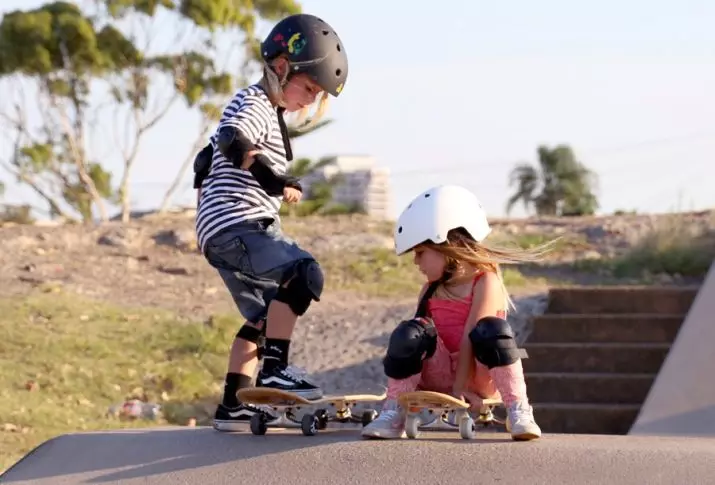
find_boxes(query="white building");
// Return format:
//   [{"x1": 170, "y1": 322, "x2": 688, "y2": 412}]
[{"x1": 300, "y1": 155, "x2": 392, "y2": 220}]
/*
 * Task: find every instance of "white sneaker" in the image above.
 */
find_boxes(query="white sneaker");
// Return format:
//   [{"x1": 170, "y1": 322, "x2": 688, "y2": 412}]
[
  {"x1": 361, "y1": 401, "x2": 406, "y2": 439},
  {"x1": 506, "y1": 401, "x2": 542, "y2": 441}
]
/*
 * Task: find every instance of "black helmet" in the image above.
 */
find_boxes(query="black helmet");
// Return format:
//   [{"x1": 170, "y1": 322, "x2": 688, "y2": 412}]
[{"x1": 260, "y1": 14, "x2": 348, "y2": 97}]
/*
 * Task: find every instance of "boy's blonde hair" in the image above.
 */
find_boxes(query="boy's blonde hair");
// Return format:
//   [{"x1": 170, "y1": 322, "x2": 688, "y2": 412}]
[
  {"x1": 262, "y1": 58, "x2": 330, "y2": 133},
  {"x1": 421, "y1": 228, "x2": 555, "y2": 311}
]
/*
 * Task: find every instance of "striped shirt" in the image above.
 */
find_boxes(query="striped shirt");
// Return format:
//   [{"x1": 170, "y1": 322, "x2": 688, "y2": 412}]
[{"x1": 195, "y1": 84, "x2": 288, "y2": 251}]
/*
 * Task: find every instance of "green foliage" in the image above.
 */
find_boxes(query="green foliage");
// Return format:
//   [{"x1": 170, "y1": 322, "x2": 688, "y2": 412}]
[
  {"x1": 0, "y1": 2, "x2": 139, "y2": 78},
  {"x1": 507, "y1": 145, "x2": 599, "y2": 217},
  {"x1": 0, "y1": 204, "x2": 36, "y2": 224},
  {"x1": 612, "y1": 221, "x2": 714, "y2": 278},
  {"x1": 0, "y1": 291, "x2": 240, "y2": 472},
  {"x1": 278, "y1": 156, "x2": 361, "y2": 217},
  {"x1": 1, "y1": 0, "x2": 304, "y2": 221}
]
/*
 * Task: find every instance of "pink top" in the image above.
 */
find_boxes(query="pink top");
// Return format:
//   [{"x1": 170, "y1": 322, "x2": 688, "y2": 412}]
[{"x1": 426, "y1": 273, "x2": 507, "y2": 353}]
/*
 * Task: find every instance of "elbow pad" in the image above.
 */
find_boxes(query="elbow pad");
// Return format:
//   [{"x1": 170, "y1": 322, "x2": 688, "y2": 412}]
[
  {"x1": 216, "y1": 125, "x2": 256, "y2": 169},
  {"x1": 249, "y1": 154, "x2": 303, "y2": 196},
  {"x1": 192, "y1": 143, "x2": 214, "y2": 189}
]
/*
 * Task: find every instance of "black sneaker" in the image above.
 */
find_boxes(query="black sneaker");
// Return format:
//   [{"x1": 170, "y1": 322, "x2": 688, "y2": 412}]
[
  {"x1": 256, "y1": 364, "x2": 323, "y2": 400},
  {"x1": 213, "y1": 403, "x2": 277, "y2": 432}
]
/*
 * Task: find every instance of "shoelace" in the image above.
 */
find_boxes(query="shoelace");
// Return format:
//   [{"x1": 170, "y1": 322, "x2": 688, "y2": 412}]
[
  {"x1": 509, "y1": 402, "x2": 534, "y2": 421},
  {"x1": 375, "y1": 409, "x2": 397, "y2": 423},
  {"x1": 285, "y1": 364, "x2": 307, "y2": 377}
]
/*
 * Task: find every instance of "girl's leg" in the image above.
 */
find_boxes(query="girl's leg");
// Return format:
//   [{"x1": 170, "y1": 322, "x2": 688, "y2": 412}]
[
  {"x1": 418, "y1": 338, "x2": 457, "y2": 394},
  {"x1": 488, "y1": 361, "x2": 528, "y2": 407},
  {"x1": 362, "y1": 337, "x2": 452, "y2": 439},
  {"x1": 465, "y1": 360, "x2": 501, "y2": 401}
]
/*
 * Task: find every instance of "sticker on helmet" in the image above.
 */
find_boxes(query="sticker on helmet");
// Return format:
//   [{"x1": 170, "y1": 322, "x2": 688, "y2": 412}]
[{"x1": 288, "y1": 33, "x2": 306, "y2": 54}]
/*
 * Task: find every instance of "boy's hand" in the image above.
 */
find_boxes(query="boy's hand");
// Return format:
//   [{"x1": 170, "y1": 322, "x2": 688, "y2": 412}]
[{"x1": 283, "y1": 187, "x2": 302, "y2": 204}]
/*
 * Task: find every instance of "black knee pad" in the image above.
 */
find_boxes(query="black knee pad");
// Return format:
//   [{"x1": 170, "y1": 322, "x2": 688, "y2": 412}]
[
  {"x1": 274, "y1": 258, "x2": 324, "y2": 316},
  {"x1": 468, "y1": 316, "x2": 521, "y2": 369},
  {"x1": 382, "y1": 317, "x2": 437, "y2": 380},
  {"x1": 235, "y1": 317, "x2": 266, "y2": 343}
]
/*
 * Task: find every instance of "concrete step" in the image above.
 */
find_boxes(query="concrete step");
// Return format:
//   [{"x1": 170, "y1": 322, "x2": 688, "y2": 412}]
[
  {"x1": 522, "y1": 342, "x2": 670, "y2": 374},
  {"x1": 525, "y1": 372, "x2": 655, "y2": 404},
  {"x1": 528, "y1": 314, "x2": 684, "y2": 344},
  {"x1": 546, "y1": 286, "x2": 698, "y2": 315},
  {"x1": 532, "y1": 403, "x2": 641, "y2": 434}
]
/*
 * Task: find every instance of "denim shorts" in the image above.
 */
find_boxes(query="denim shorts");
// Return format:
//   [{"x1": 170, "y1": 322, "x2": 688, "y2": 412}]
[{"x1": 203, "y1": 219, "x2": 315, "y2": 323}]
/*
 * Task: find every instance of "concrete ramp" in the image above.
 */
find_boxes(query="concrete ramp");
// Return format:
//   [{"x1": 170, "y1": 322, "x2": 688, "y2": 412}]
[
  {"x1": 2, "y1": 427, "x2": 715, "y2": 485},
  {"x1": 630, "y1": 262, "x2": 715, "y2": 436}
]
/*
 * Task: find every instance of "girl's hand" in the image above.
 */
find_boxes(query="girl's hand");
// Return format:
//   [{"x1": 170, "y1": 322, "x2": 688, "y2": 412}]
[{"x1": 451, "y1": 384, "x2": 466, "y2": 402}]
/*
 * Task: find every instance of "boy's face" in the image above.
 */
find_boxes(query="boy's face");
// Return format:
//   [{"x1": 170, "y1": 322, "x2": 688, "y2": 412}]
[{"x1": 283, "y1": 73, "x2": 322, "y2": 112}]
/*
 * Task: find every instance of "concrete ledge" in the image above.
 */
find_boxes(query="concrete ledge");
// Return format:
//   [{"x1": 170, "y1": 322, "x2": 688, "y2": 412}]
[{"x1": 2, "y1": 427, "x2": 714, "y2": 485}]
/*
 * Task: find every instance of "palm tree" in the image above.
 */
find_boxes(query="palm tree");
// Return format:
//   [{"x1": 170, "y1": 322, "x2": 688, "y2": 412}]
[
  {"x1": 506, "y1": 145, "x2": 599, "y2": 216},
  {"x1": 287, "y1": 119, "x2": 333, "y2": 139}
]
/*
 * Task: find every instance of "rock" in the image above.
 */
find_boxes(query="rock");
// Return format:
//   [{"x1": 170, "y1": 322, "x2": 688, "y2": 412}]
[
  {"x1": 97, "y1": 228, "x2": 140, "y2": 248},
  {"x1": 152, "y1": 229, "x2": 197, "y2": 252},
  {"x1": 157, "y1": 266, "x2": 190, "y2": 276},
  {"x1": 25, "y1": 380, "x2": 39, "y2": 392}
]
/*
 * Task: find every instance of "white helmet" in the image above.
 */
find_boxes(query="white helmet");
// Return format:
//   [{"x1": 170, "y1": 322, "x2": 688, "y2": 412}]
[{"x1": 394, "y1": 185, "x2": 491, "y2": 255}]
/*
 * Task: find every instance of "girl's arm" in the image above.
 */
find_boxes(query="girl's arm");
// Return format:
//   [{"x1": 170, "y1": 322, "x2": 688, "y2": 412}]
[{"x1": 452, "y1": 272, "x2": 505, "y2": 397}]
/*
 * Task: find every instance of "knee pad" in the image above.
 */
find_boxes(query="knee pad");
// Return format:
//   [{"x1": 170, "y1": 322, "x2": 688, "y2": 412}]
[
  {"x1": 468, "y1": 316, "x2": 521, "y2": 369},
  {"x1": 235, "y1": 316, "x2": 266, "y2": 343},
  {"x1": 382, "y1": 317, "x2": 437, "y2": 380},
  {"x1": 274, "y1": 259, "x2": 324, "y2": 316}
]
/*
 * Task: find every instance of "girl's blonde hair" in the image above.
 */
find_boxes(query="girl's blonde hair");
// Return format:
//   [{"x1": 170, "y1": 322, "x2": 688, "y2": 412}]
[
  {"x1": 421, "y1": 228, "x2": 556, "y2": 311},
  {"x1": 262, "y1": 58, "x2": 330, "y2": 133}
]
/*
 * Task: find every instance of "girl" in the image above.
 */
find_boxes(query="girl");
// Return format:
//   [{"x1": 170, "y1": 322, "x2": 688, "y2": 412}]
[
  {"x1": 362, "y1": 184, "x2": 548, "y2": 441},
  {"x1": 193, "y1": 14, "x2": 349, "y2": 431}
]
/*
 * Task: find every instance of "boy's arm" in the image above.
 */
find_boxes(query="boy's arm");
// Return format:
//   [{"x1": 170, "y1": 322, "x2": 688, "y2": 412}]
[{"x1": 215, "y1": 95, "x2": 301, "y2": 195}]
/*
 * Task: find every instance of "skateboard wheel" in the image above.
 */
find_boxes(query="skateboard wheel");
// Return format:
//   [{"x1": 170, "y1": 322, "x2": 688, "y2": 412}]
[
  {"x1": 459, "y1": 415, "x2": 476, "y2": 440},
  {"x1": 301, "y1": 414, "x2": 318, "y2": 436},
  {"x1": 405, "y1": 415, "x2": 420, "y2": 439},
  {"x1": 361, "y1": 409, "x2": 378, "y2": 427},
  {"x1": 250, "y1": 413, "x2": 268, "y2": 436},
  {"x1": 315, "y1": 409, "x2": 329, "y2": 429}
]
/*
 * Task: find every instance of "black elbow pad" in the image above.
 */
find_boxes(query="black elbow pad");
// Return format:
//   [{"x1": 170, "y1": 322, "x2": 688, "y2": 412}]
[
  {"x1": 249, "y1": 154, "x2": 302, "y2": 196},
  {"x1": 192, "y1": 143, "x2": 214, "y2": 189},
  {"x1": 216, "y1": 126, "x2": 256, "y2": 169}
]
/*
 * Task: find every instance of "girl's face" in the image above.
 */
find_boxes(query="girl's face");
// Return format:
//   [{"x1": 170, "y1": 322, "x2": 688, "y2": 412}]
[
  {"x1": 413, "y1": 245, "x2": 446, "y2": 282},
  {"x1": 282, "y1": 73, "x2": 322, "y2": 112}
]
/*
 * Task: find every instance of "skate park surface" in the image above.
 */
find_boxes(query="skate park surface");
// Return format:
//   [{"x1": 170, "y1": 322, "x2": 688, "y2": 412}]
[
  {"x1": 2, "y1": 426, "x2": 715, "y2": 485},
  {"x1": 4, "y1": 264, "x2": 714, "y2": 485}
]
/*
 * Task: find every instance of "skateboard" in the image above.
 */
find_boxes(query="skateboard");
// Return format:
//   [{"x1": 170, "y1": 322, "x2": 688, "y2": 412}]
[
  {"x1": 237, "y1": 387, "x2": 387, "y2": 436},
  {"x1": 397, "y1": 390, "x2": 504, "y2": 440}
]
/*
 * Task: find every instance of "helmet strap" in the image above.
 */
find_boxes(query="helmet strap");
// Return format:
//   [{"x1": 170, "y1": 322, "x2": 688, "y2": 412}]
[{"x1": 414, "y1": 271, "x2": 452, "y2": 319}]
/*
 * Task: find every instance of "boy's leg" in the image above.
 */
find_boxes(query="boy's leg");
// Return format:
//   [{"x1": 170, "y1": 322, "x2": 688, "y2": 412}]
[
  {"x1": 206, "y1": 219, "x2": 324, "y2": 399},
  {"x1": 203, "y1": 223, "x2": 280, "y2": 430}
]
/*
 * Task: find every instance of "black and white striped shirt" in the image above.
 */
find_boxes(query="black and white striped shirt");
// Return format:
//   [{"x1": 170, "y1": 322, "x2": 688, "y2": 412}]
[{"x1": 195, "y1": 84, "x2": 288, "y2": 252}]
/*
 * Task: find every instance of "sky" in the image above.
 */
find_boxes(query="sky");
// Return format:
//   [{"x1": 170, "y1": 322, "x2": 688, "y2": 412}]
[{"x1": 0, "y1": 0, "x2": 713, "y2": 220}]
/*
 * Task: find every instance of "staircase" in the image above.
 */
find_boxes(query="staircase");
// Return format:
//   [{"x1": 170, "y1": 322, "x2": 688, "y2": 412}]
[{"x1": 522, "y1": 286, "x2": 699, "y2": 434}]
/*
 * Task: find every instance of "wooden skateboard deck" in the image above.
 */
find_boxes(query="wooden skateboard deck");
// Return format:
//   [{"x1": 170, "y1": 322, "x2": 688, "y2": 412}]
[
  {"x1": 397, "y1": 390, "x2": 505, "y2": 439},
  {"x1": 237, "y1": 387, "x2": 386, "y2": 436}
]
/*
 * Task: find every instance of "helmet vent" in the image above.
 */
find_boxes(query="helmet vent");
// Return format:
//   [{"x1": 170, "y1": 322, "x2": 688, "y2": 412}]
[
  {"x1": 424, "y1": 193, "x2": 431, "y2": 198},
  {"x1": 336, "y1": 43, "x2": 341, "y2": 52},
  {"x1": 322, "y1": 29, "x2": 330, "y2": 35},
  {"x1": 336, "y1": 68, "x2": 342, "y2": 76},
  {"x1": 398, "y1": 226, "x2": 403, "y2": 234}
]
